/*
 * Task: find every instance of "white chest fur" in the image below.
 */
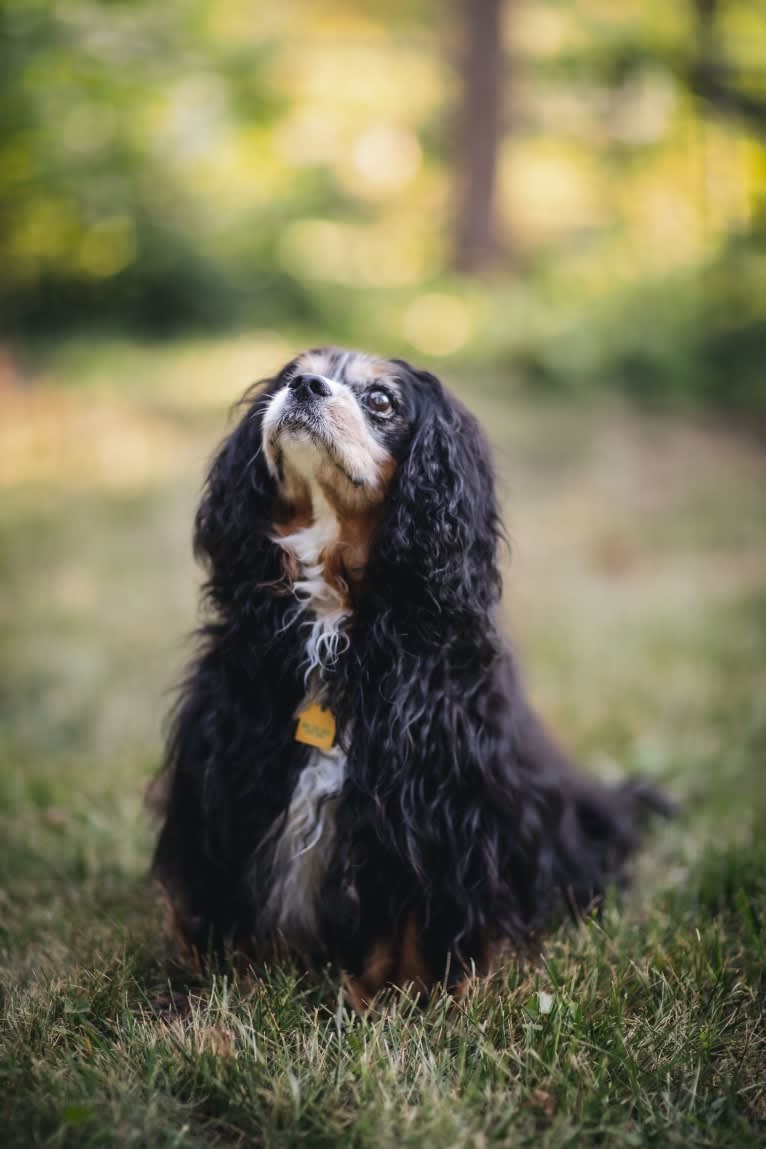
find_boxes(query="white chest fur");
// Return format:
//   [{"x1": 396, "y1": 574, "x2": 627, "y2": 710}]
[
  {"x1": 264, "y1": 447, "x2": 350, "y2": 946},
  {"x1": 277, "y1": 505, "x2": 350, "y2": 680},
  {"x1": 264, "y1": 744, "x2": 346, "y2": 946},
  {"x1": 275, "y1": 443, "x2": 351, "y2": 681}
]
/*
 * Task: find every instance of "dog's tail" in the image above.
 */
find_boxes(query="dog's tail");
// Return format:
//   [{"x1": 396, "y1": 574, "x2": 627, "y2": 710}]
[
  {"x1": 513, "y1": 703, "x2": 677, "y2": 918},
  {"x1": 554, "y1": 772, "x2": 678, "y2": 919},
  {"x1": 617, "y1": 776, "x2": 679, "y2": 822}
]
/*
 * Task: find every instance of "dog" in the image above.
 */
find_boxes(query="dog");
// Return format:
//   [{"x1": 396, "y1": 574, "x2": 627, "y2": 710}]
[{"x1": 151, "y1": 347, "x2": 672, "y2": 1006}]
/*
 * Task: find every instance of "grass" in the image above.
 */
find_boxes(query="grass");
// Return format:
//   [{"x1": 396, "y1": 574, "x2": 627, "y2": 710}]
[{"x1": 1, "y1": 335, "x2": 765, "y2": 1148}]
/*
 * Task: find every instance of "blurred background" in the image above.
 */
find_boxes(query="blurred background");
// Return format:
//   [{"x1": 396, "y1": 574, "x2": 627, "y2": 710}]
[
  {"x1": 1, "y1": 0, "x2": 765, "y2": 930},
  {"x1": 1, "y1": 0, "x2": 765, "y2": 404}
]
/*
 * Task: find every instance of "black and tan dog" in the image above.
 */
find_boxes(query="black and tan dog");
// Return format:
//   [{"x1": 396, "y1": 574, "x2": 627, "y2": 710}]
[{"x1": 151, "y1": 347, "x2": 672, "y2": 1006}]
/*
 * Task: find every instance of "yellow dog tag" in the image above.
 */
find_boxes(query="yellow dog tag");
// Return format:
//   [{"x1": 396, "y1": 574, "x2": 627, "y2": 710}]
[{"x1": 294, "y1": 702, "x2": 336, "y2": 751}]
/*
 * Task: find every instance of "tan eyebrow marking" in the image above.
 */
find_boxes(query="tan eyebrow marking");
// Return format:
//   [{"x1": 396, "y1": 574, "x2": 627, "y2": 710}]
[{"x1": 296, "y1": 349, "x2": 333, "y2": 376}]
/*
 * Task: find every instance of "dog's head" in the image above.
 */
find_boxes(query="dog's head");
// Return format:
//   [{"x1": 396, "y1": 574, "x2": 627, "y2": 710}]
[
  {"x1": 262, "y1": 348, "x2": 415, "y2": 514},
  {"x1": 196, "y1": 347, "x2": 501, "y2": 624}
]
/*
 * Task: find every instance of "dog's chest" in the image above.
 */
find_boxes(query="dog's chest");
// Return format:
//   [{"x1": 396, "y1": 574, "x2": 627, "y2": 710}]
[
  {"x1": 276, "y1": 490, "x2": 351, "y2": 679},
  {"x1": 265, "y1": 744, "x2": 346, "y2": 945},
  {"x1": 266, "y1": 494, "x2": 350, "y2": 945}
]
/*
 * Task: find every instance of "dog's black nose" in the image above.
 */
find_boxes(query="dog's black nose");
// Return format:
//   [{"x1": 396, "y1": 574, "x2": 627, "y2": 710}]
[{"x1": 289, "y1": 373, "x2": 332, "y2": 400}]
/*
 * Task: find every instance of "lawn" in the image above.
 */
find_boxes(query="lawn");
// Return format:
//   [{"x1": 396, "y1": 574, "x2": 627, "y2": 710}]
[{"x1": 1, "y1": 336, "x2": 764, "y2": 1148}]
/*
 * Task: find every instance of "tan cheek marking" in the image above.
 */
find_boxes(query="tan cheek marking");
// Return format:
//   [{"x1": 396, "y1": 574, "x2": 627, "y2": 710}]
[
  {"x1": 325, "y1": 400, "x2": 368, "y2": 443},
  {"x1": 374, "y1": 455, "x2": 397, "y2": 496},
  {"x1": 319, "y1": 502, "x2": 386, "y2": 599},
  {"x1": 324, "y1": 397, "x2": 389, "y2": 484},
  {"x1": 272, "y1": 500, "x2": 314, "y2": 537},
  {"x1": 316, "y1": 456, "x2": 396, "y2": 517}
]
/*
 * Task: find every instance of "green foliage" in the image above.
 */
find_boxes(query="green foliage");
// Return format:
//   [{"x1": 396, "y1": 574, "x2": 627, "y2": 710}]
[
  {"x1": 503, "y1": 235, "x2": 766, "y2": 416},
  {"x1": 0, "y1": 0, "x2": 300, "y2": 333},
  {"x1": 1, "y1": 0, "x2": 764, "y2": 415}
]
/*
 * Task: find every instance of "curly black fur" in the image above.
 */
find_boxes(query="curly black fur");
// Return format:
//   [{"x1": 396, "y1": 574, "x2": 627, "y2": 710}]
[{"x1": 152, "y1": 353, "x2": 673, "y2": 993}]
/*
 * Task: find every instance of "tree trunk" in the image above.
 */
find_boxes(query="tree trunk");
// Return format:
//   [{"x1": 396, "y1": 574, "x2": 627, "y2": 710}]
[
  {"x1": 454, "y1": 0, "x2": 505, "y2": 272},
  {"x1": 690, "y1": 0, "x2": 766, "y2": 137}
]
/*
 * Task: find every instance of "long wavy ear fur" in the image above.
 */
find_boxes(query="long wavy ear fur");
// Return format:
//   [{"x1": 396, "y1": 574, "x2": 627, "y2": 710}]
[
  {"x1": 368, "y1": 366, "x2": 502, "y2": 631},
  {"x1": 330, "y1": 365, "x2": 667, "y2": 975},
  {"x1": 192, "y1": 378, "x2": 284, "y2": 613},
  {"x1": 152, "y1": 372, "x2": 311, "y2": 955},
  {"x1": 330, "y1": 369, "x2": 528, "y2": 967}
]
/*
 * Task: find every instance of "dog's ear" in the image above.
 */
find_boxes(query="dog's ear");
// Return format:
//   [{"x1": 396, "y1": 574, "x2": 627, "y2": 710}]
[
  {"x1": 335, "y1": 369, "x2": 531, "y2": 961},
  {"x1": 369, "y1": 367, "x2": 502, "y2": 629},
  {"x1": 194, "y1": 379, "x2": 282, "y2": 609}
]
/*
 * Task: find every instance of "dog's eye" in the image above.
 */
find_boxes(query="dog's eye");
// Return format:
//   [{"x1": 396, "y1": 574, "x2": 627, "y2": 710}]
[{"x1": 364, "y1": 388, "x2": 393, "y2": 416}]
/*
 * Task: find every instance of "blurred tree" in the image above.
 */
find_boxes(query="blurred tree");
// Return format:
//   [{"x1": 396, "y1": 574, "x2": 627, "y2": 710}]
[
  {"x1": 690, "y1": 0, "x2": 766, "y2": 137},
  {"x1": 0, "y1": 0, "x2": 294, "y2": 335},
  {"x1": 0, "y1": 0, "x2": 764, "y2": 414},
  {"x1": 454, "y1": 0, "x2": 505, "y2": 271}
]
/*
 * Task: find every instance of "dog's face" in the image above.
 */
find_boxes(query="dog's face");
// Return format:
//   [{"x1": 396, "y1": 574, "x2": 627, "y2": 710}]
[
  {"x1": 262, "y1": 348, "x2": 420, "y2": 513},
  {"x1": 196, "y1": 345, "x2": 499, "y2": 620}
]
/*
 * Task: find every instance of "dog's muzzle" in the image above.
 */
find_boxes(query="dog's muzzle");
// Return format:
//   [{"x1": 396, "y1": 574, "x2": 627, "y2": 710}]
[{"x1": 288, "y1": 373, "x2": 332, "y2": 404}]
